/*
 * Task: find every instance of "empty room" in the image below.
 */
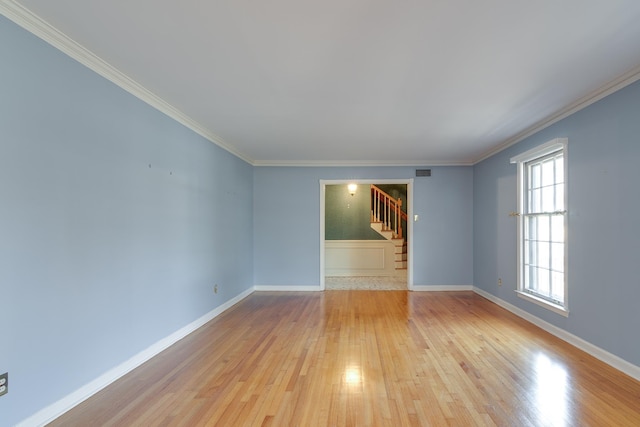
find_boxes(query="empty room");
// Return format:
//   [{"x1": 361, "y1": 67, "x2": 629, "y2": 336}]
[{"x1": 2, "y1": 1, "x2": 640, "y2": 426}]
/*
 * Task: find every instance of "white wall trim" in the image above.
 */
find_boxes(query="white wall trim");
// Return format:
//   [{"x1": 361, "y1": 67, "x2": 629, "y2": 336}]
[
  {"x1": 15, "y1": 282, "x2": 639, "y2": 425},
  {"x1": 3, "y1": 1, "x2": 640, "y2": 169},
  {"x1": 412, "y1": 285, "x2": 473, "y2": 292},
  {"x1": 16, "y1": 287, "x2": 255, "y2": 427},
  {"x1": 474, "y1": 65, "x2": 640, "y2": 164},
  {"x1": 473, "y1": 287, "x2": 640, "y2": 382},
  {"x1": 0, "y1": 0, "x2": 254, "y2": 166},
  {"x1": 254, "y1": 285, "x2": 477, "y2": 292},
  {"x1": 254, "y1": 285, "x2": 322, "y2": 292},
  {"x1": 253, "y1": 159, "x2": 473, "y2": 167},
  {"x1": 320, "y1": 179, "x2": 414, "y2": 291},
  {"x1": 0, "y1": 0, "x2": 468, "y2": 169},
  {"x1": 509, "y1": 137, "x2": 567, "y2": 164},
  {"x1": 325, "y1": 240, "x2": 397, "y2": 277}
]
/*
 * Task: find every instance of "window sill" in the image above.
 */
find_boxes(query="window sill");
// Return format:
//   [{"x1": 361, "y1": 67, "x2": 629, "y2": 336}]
[{"x1": 516, "y1": 291, "x2": 569, "y2": 317}]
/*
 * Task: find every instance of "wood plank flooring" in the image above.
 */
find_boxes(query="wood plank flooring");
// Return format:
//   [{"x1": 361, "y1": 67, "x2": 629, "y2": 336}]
[{"x1": 48, "y1": 291, "x2": 640, "y2": 426}]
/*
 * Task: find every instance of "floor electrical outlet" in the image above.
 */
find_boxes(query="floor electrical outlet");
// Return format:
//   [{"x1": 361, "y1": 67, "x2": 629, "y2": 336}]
[{"x1": 0, "y1": 372, "x2": 7, "y2": 397}]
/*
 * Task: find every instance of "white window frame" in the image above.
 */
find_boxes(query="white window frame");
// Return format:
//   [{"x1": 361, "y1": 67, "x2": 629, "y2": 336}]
[{"x1": 511, "y1": 138, "x2": 569, "y2": 316}]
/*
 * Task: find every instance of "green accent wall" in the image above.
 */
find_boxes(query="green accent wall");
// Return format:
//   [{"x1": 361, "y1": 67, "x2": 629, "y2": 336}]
[
  {"x1": 325, "y1": 184, "x2": 384, "y2": 240},
  {"x1": 376, "y1": 184, "x2": 408, "y2": 214}
]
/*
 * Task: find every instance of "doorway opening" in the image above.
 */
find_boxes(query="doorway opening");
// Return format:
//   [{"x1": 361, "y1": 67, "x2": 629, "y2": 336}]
[{"x1": 320, "y1": 179, "x2": 414, "y2": 290}]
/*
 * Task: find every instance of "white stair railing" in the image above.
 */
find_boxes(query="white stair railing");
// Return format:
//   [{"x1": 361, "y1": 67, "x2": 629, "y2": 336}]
[{"x1": 370, "y1": 185, "x2": 407, "y2": 239}]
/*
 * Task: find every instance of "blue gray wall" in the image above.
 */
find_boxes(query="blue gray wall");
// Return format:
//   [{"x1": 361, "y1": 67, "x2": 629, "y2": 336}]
[
  {"x1": 474, "y1": 79, "x2": 640, "y2": 367},
  {"x1": 253, "y1": 167, "x2": 474, "y2": 287},
  {"x1": 4, "y1": 8, "x2": 639, "y2": 426},
  {"x1": 0, "y1": 17, "x2": 253, "y2": 426}
]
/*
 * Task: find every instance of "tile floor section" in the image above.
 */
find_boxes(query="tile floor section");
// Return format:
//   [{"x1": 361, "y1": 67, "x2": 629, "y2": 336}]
[{"x1": 325, "y1": 274, "x2": 407, "y2": 290}]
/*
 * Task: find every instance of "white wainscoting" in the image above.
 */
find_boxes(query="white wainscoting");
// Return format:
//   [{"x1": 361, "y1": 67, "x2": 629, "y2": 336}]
[{"x1": 325, "y1": 240, "x2": 396, "y2": 276}]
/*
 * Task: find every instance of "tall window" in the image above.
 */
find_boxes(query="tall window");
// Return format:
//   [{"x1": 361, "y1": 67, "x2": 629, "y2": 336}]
[{"x1": 511, "y1": 138, "x2": 568, "y2": 316}]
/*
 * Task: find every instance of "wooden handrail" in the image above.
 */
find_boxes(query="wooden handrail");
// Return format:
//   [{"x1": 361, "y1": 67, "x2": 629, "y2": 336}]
[{"x1": 370, "y1": 184, "x2": 408, "y2": 239}]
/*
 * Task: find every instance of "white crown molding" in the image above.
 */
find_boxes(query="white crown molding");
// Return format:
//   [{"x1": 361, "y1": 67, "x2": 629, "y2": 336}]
[
  {"x1": 509, "y1": 137, "x2": 567, "y2": 164},
  {"x1": 0, "y1": 0, "x2": 254, "y2": 165},
  {"x1": 258, "y1": 63, "x2": 640, "y2": 168},
  {"x1": 253, "y1": 159, "x2": 474, "y2": 167},
  {"x1": 473, "y1": 64, "x2": 640, "y2": 164},
  {"x1": 473, "y1": 287, "x2": 640, "y2": 382},
  {"x1": 15, "y1": 287, "x2": 255, "y2": 427},
  {"x1": 4, "y1": 0, "x2": 639, "y2": 169}
]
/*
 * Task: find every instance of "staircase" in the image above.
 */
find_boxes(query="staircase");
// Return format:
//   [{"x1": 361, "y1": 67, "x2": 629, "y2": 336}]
[{"x1": 370, "y1": 185, "x2": 408, "y2": 272}]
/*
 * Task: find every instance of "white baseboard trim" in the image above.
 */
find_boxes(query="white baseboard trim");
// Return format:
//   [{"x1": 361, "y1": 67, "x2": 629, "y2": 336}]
[
  {"x1": 254, "y1": 285, "x2": 322, "y2": 292},
  {"x1": 473, "y1": 287, "x2": 640, "y2": 382},
  {"x1": 412, "y1": 285, "x2": 473, "y2": 292},
  {"x1": 17, "y1": 287, "x2": 255, "y2": 427}
]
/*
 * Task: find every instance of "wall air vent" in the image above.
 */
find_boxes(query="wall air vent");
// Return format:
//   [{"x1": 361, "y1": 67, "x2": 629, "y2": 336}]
[{"x1": 415, "y1": 169, "x2": 432, "y2": 177}]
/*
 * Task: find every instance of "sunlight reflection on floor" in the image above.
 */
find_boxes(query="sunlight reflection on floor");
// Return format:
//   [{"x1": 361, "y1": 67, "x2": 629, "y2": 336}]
[{"x1": 535, "y1": 353, "x2": 570, "y2": 427}]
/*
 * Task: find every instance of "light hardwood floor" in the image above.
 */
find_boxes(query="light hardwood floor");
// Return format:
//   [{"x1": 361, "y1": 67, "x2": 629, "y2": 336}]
[{"x1": 49, "y1": 291, "x2": 640, "y2": 426}]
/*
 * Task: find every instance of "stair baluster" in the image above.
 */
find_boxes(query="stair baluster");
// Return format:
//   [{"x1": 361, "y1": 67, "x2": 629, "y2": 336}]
[
  {"x1": 370, "y1": 184, "x2": 406, "y2": 239},
  {"x1": 370, "y1": 185, "x2": 408, "y2": 271}
]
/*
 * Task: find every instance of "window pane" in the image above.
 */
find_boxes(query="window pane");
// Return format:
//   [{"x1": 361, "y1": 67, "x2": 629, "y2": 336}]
[
  {"x1": 538, "y1": 216, "x2": 550, "y2": 242},
  {"x1": 552, "y1": 243, "x2": 564, "y2": 272},
  {"x1": 555, "y1": 156, "x2": 564, "y2": 184},
  {"x1": 538, "y1": 268, "x2": 550, "y2": 295},
  {"x1": 542, "y1": 186, "x2": 555, "y2": 212},
  {"x1": 530, "y1": 188, "x2": 541, "y2": 212},
  {"x1": 538, "y1": 242, "x2": 550, "y2": 269},
  {"x1": 551, "y1": 216, "x2": 564, "y2": 243},
  {"x1": 526, "y1": 266, "x2": 537, "y2": 291},
  {"x1": 528, "y1": 239, "x2": 537, "y2": 266},
  {"x1": 555, "y1": 183, "x2": 564, "y2": 211},
  {"x1": 552, "y1": 272, "x2": 565, "y2": 303},
  {"x1": 526, "y1": 216, "x2": 537, "y2": 241},
  {"x1": 541, "y1": 159, "x2": 554, "y2": 187},
  {"x1": 531, "y1": 163, "x2": 541, "y2": 188}
]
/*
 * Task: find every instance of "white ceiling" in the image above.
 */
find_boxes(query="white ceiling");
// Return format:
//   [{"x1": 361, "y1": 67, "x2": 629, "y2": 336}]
[{"x1": 4, "y1": 0, "x2": 640, "y2": 165}]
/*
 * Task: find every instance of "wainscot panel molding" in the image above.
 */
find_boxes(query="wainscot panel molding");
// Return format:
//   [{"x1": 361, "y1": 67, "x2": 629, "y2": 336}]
[{"x1": 325, "y1": 240, "x2": 397, "y2": 277}]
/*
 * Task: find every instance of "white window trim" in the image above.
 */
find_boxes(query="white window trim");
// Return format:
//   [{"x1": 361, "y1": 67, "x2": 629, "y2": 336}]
[
  {"x1": 515, "y1": 290, "x2": 568, "y2": 316},
  {"x1": 510, "y1": 138, "x2": 567, "y2": 163},
  {"x1": 511, "y1": 138, "x2": 569, "y2": 317}
]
